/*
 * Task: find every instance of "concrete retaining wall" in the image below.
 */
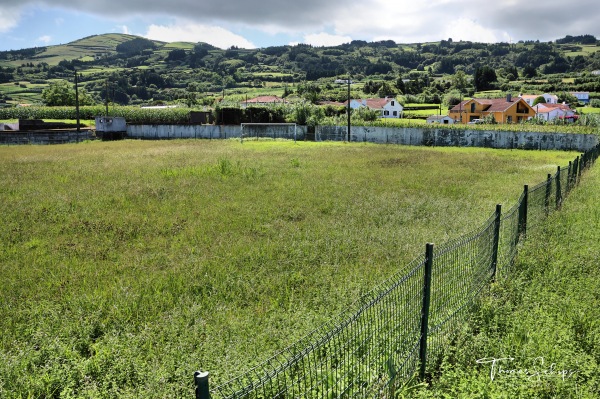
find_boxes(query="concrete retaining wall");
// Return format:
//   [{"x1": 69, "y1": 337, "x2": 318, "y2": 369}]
[
  {"x1": 126, "y1": 124, "x2": 307, "y2": 140},
  {"x1": 124, "y1": 124, "x2": 598, "y2": 152},
  {"x1": 316, "y1": 126, "x2": 599, "y2": 152}
]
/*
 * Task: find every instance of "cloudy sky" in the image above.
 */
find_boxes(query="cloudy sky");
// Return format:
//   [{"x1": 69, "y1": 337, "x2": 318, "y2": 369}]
[{"x1": 1, "y1": 0, "x2": 599, "y2": 51}]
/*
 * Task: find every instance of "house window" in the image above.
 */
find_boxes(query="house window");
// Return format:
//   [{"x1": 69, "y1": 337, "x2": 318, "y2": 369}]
[
  {"x1": 393, "y1": 111, "x2": 398, "y2": 116},
  {"x1": 507, "y1": 116, "x2": 513, "y2": 123},
  {"x1": 391, "y1": 101, "x2": 395, "y2": 106},
  {"x1": 384, "y1": 110, "x2": 389, "y2": 116},
  {"x1": 443, "y1": 119, "x2": 449, "y2": 124},
  {"x1": 470, "y1": 103, "x2": 476, "y2": 113}
]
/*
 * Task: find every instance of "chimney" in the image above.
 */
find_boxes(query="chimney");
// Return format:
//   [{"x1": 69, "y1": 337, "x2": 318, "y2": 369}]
[{"x1": 506, "y1": 93, "x2": 512, "y2": 102}]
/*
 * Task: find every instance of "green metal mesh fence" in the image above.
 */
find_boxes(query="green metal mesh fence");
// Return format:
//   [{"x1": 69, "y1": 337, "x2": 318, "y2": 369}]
[
  {"x1": 197, "y1": 143, "x2": 600, "y2": 399},
  {"x1": 211, "y1": 257, "x2": 426, "y2": 399},
  {"x1": 497, "y1": 196, "x2": 521, "y2": 274},
  {"x1": 426, "y1": 211, "x2": 497, "y2": 365}
]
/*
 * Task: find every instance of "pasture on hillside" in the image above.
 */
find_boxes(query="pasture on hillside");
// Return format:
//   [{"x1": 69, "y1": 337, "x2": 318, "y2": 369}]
[{"x1": 0, "y1": 139, "x2": 578, "y2": 398}]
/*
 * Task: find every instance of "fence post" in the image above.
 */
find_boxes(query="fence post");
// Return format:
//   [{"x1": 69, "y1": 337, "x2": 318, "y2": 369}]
[
  {"x1": 491, "y1": 204, "x2": 502, "y2": 281},
  {"x1": 544, "y1": 173, "x2": 552, "y2": 215},
  {"x1": 419, "y1": 243, "x2": 434, "y2": 381},
  {"x1": 518, "y1": 185, "x2": 528, "y2": 238},
  {"x1": 194, "y1": 371, "x2": 210, "y2": 399},
  {"x1": 567, "y1": 161, "x2": 573, "y2": 193},
  {"x1": 555, "y1": 166, "x2": 562, "y2": 210},
  {"x1": 573, "y1": 156, "x2": 579, "y2": 186},
  {"x1": 577, "y1": 155, "x2": 583, "y2": 183}
]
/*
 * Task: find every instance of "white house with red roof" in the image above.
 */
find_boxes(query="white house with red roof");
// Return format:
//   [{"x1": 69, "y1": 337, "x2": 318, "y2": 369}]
[
  {"x1": 533, "y1": 103, "x2": 577, "y2": 122},
  {"x1": 346, "y1": 97, "x2": 403, "y2": 118}
]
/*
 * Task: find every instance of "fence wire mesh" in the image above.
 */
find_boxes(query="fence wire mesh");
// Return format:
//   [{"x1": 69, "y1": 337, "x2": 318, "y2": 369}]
[
  {"x1": 527, "y1": 179, "x2": 551, "y2": 231},
  {"x1": 202, "y1": 143, "x2": 600, "y2": 399},
  {"x1": 498, "y1": 197, "x2": 521, "y2": 274},
  {"x1": 212, "y1": 257, "x2": 426, "y2": 399},
  {"x1": 426, "y1": 211, "x2": 497, "y2": 365}
]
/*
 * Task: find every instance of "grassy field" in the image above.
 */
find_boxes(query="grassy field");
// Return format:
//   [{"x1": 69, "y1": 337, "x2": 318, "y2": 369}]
[
  {"x1": 0, "y1": 118, "x2": 96, "y2": 127},
  {"x1": 0, "y1": 81, "x2": 46, "y2": 104},
  {"x1": 561, "y1": 44, "x2": 600, "y2": 57},
  {"x1": 409, "y1": 158, "x2": 600, "y2": 398},
  {"x1": 578, "y1": 106, "x2": 600, "y2": 114},
  {"x1": 0, "y1": 140, "x2": 578, "y2": 398}
]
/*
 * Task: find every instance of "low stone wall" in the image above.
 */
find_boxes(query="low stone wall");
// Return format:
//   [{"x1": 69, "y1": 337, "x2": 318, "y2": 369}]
[
  {"x1": 316, "y1": 126, "x2": 599, "y2": 152},
  {"x1": 0, "y1": 130, "x2": 95, "y2": 145}
]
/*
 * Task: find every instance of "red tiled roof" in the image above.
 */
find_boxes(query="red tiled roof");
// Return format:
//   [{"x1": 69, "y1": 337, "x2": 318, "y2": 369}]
[
  {"x1": 364, "y1": 98, "x2": 389, "y2": 109},
  {"x1": 534, "y1": 103, "x2": 573, "y2": 113},
  {"x1": 345, "y1": 98, "x2": 396, "y2": 109},
  {"x1": 536, "y1": 103, "x2": 571, "y2": 110},
  {"x1": 449, "y1": 100, "x2": 470, "y2": 111}
]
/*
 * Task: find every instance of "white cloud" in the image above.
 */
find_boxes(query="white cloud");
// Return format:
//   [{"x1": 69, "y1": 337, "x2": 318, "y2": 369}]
[
  {"x1": 2, "y1": 0, "x2": 600, "y2": 50},
  {"x1": 144, "y1": 21, "x2": 256, "y2": 48},
  {"x1": 325, "y1": 2, "x2": 442, "y2": 43},
  {"x1": 37, "y1": 35, "x2": 52, "y2": 44},
  {"x1": 302, "y1": 32, "x2": 352, "y2": 47},
  {"x1": 0, "y1": 5, "x2": 22, "y2": 33},
  {"x1": 121, "y1": 25, "x2": 130, "y2": 35},
  {"x1": 442, "y1": 18, "x2": 510, "y2": 43}
]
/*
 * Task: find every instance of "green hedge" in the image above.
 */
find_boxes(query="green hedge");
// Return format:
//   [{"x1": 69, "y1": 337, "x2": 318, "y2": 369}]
[
  {"x1": 0, "y1": 106, "x2": 194, "y2": 124},
  {"x1": 0, "y1": 105, "x2": 289, "y2": 125}
]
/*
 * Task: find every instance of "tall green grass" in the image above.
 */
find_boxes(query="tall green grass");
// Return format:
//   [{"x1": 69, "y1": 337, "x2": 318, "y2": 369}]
[
  {"x1": 408, "y1": 163, "x2": 600, "y2": 398},
  {"x1": 0, "y1": 140, "x2": 577, "y2": 398}
]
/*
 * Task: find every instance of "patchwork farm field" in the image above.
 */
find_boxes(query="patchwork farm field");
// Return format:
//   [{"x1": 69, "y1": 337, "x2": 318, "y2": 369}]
[{"x1": 0, "y1": 139, "x2": 578, "y2": 397}]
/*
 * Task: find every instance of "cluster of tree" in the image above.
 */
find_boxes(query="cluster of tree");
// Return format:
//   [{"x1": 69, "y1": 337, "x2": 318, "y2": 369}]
[
  {"x1": 41, "y1": 80, "x2": 94, "y2": 106},
  {"x1": 0, "y1": 47, "x2": 46, "y2": 61},
  {"x1": 555, "y1": 35, "x2": 598, "y2": 45},
  {"x1": 0, "y1": 66, "x2": 14, "y2": 84},
  {"x1": 115, "y1": 38, "x2": 158, "y2": 55}
]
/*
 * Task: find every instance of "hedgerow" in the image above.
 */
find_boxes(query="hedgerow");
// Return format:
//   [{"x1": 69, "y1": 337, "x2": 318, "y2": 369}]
[{"x1": 0, "y1": 106, "x2": 193, "y2": 124}]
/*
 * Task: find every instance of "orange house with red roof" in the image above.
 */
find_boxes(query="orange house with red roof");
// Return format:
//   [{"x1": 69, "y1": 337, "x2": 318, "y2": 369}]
[{"x1": 449, "y1": 94, "x2": 536, "y2": 124}]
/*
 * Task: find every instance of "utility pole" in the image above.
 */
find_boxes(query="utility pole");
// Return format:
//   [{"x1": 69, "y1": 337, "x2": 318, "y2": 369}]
[
  {"x1": 347, "y1": 76, "x2": 351, "y2": 142},
  {"x1": 74, "y1": 71, "x2": 80, "y2": 133},
  {"x1": 105, "y1": 80, "x2": 109, "y2": 117}
]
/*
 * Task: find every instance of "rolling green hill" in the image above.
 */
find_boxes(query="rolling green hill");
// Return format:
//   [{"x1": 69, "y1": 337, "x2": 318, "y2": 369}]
[
  {"x1": 0, "y1": 34, "x2": 159, "y2": 67},
  {"x1": 0, "y1": 33, "x2": 599, "y2": 108}
]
